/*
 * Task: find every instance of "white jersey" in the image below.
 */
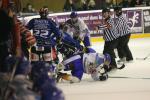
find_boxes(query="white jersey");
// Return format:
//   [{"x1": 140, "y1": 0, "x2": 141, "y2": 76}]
[
  {"x1": 66, "y1": 18, "x2": 90, "y2": 40},
  {"x1": 75, "y1": 18, "x2": 90, "y2": 40},
  {"x1": 75, "y1": 18, "x2": 88, "y2": 32},
  {"x1": 83, "y1": 53, "x2": 105, "y2": 80}
]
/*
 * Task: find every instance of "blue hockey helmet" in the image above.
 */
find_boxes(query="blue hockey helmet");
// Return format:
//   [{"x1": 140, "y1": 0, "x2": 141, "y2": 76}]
[
  {"x1": 70, "y1": 11, "x2": 78, "y2": 18},
  {"x1": 104, "y1": 53, "x2": 111, "y2": 65}
]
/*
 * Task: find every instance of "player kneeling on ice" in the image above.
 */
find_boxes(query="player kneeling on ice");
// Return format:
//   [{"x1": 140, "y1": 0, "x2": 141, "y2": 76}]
[{"x1": 57, "y1": 52, "x2": 111, "y2": 83}]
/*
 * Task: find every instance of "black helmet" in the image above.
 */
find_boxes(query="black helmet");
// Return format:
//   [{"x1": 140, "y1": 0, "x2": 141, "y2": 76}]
[
  {"x1": 39, "y1": 7, "x2": 49, "y2": 18},
  {"x1": 114, "y1": 6, "x2": 122, "y2": 11},
  {"x1": 102, "y1": 8, "x2": 110, "y2": 14},
  {"x1": 114, "y1": 6, "x2": 122, "y2": 16}
]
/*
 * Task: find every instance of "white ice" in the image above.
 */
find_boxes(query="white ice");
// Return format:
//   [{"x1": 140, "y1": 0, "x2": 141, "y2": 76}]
[{"x1": 57, "y1": 37, "x2": 150, "y2": 100}]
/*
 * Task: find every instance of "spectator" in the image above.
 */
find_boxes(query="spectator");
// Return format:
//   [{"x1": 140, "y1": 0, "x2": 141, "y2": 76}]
[
  {"x1": 23, "y1": 3, "x2": 36, "y2": 13},
  {"x1": 82, "y1": 0, "x2": 96, "y2": 10},
  {"x1": 119, "y1": 0, "x2": 133, "y2": 8},
  {"x1": 135, "y1": 0, "x2": 145, "y2": 7},
  {"x1": 87, "y1": 0, "x2": 96, "y2": 10},
  {"x1": 145, "y1": 0, "x2": 150, "y2": 6},
  {"x1": 63, "y1": 0, "x2": 76, "y2": 11},
  {"x1": 130, "y1": 0, "x2": 145, "y2": 7},
  {"x1": 63, "y1": 0, "x2": 96, "y2": 11},
  {"x1": 105, "y1": 0, "x2": 114, "y2": 8}
]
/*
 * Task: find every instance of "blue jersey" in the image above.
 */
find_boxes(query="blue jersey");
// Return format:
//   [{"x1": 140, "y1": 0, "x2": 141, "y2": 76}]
[{"x1": 27, "y1": 18, "x2": 61, "y2": 47}]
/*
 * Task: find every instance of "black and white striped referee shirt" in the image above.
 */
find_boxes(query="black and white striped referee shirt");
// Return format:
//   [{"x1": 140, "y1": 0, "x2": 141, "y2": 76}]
[
  {"x1": 98, "y1": 18, "x2": 119, "y2": 41},
  {"x1": 115, "y1": 15, "x2": 131, "y2": 37}
]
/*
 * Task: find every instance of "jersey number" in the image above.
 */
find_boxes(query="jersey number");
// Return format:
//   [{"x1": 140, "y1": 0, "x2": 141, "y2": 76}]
[{"x1": 35, "y1": 30, "x2": 49, "y2": 38}]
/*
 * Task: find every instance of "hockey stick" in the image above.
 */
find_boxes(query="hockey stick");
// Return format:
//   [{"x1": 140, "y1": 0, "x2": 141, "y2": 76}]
[
  {"x1": 109, "y1": 76, "x2": 150, "y2": 80},
  {"x1": 2, "y1": 58, "x2": 20, "y2": 99},
  {"x1": 136, "y1": 53, "x2": 150, "y2": 60}
]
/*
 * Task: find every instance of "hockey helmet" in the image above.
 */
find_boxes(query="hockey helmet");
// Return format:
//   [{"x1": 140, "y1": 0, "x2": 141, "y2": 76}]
[
  {"x1": 70, "y1": 11, "x2": 78, "y2": 18},
  {"x1": 114, "y1": 6, "x2": 122, "y2": 16},
  {"x1": 39, "y1": 7, "x2": 49, "y2": 18},
  {"x1": 102, "y1": 8, "x2": 110, "y2": 14}
]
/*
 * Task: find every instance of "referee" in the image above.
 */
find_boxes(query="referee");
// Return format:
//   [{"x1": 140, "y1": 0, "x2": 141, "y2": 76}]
[
  {"x1": 114, "y1": 6, "x2": 133, "y2": 62},
  {"x1": 98, "y1": 8, "x2": 119, "y2": 70}
]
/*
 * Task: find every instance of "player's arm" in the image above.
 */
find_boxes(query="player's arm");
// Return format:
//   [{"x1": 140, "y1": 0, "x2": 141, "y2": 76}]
[
  {"x1": 26, "y1": 19, "x2": 34, "y2": 30},
  {"x1": 97, "y1": 20, "x2": 112, "y2": 30},
  {"x1": 50, "y1": 20, "x2": 61, "y2": 39}
]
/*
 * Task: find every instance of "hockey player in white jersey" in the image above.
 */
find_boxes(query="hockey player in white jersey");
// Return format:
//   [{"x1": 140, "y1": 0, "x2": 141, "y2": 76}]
[
  {"x1": 57, "y1": 52, "x2": 111, "y2": 83},
  {"x1": 65, "y1": 11, "x2": 92, "y2": 53}
]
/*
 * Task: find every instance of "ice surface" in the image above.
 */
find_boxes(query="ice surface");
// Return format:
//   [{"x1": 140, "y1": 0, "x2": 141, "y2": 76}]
[{"x1": 57, "y1": 37, "x2": 150, "y2": 100}]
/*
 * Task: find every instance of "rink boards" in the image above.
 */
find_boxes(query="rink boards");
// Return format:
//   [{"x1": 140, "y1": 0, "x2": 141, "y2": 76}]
[{"x1": 91, "y1": 33, "x2": 150, "y2": 42}]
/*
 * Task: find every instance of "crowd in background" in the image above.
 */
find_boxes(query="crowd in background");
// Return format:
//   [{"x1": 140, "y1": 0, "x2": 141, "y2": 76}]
[
  {"x1": 21, "y1": 0, "x2": 150, "y2": 13},
  {"x1": 63, "y1": 0, "x2": 150, "y2": 11}
]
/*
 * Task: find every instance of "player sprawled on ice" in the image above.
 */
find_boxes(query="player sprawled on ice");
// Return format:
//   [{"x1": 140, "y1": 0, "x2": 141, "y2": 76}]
[{"x1": 56, "y1": 23, "x2": 111, "y2": 83}]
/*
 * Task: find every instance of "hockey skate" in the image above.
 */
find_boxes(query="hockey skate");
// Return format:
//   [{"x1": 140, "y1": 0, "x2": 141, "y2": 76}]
[
  {"x1": 117, "y1": 63, "x2": 125, "y2": 69},
  {"x1": 99, "y1": 73, "x2": 108, "y2": 81},
  {"x1": 117, "y1": 57, "x2": 126, "y2": 64},
  {"x1": 56, "y1": 72, "x2": 68, "y2": 83}
]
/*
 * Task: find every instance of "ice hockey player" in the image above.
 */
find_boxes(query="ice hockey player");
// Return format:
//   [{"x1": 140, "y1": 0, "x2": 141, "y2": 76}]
[
  {"x1": 58, "y1": 23, "x2": 84, "y2": 58},
  {"x1": 57, "y1": 51, "x2": 111, "y2": 83},
  {"x1": 65, "y1": 11, "x2": 92, "y2": 53},
  {"x1": 26, "y1": 7, "x2": 61, "y2": 63}
]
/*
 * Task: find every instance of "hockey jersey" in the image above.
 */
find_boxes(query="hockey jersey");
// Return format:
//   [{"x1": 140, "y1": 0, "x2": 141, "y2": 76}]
[
  {"x1": 66, "y1": 18, "x2": 90, "y2": 40},
  {"x1": 27, "y1": 18, "x2": 61, "y2": 47}
]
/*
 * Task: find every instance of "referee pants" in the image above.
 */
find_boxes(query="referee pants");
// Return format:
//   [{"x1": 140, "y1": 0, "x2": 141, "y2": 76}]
[
  {"x1": 117, "y1": 34, "x2": 133, "y2": 61},
  {"x1": 103, "y1": 39, "x2": 118, "y2": 67}
]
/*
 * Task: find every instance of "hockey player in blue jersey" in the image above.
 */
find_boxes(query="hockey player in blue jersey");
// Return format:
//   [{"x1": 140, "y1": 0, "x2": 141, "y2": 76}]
[
  {"x1": 26, "y1": 7, "x2": 61, "y2": 63},
  {"x1": 65, "y1": 11, "x2": 92, "y2": 53},
  {"x1": 57, "y1": 23, "x2": 84, "y2": 58}
]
